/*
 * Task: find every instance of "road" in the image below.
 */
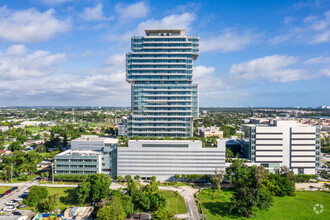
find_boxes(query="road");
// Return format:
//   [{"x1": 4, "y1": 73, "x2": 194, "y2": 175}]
[{"x1": 159, "y1": 185, "x2": 200, "y2": 220}]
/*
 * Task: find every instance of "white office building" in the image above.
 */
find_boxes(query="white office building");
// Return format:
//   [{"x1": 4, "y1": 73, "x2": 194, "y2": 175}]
[
  {"x1": 55, "y1": 136, "x2": 119, "y2": 178},
  {"x1": 242, "y1": 120, "x2": 321, "y2": 174},
  {"x1": 117, "y1": 139, "x2": 226, "y2": 181}
]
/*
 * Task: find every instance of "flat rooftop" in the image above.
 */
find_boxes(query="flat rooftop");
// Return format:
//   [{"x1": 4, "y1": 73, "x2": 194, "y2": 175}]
[
  {"x1": 56, "y1": 150, "x2": 102, "y2": 157},
  {"x1": 145, "y1": 29, "x2": 185, "y2": 36},
  {"x1": 128, "y1": 139, "x2": 202, "y2": 143},
  {"x1": 73, "y1": 135, "x2": 118, "y2": 144}
]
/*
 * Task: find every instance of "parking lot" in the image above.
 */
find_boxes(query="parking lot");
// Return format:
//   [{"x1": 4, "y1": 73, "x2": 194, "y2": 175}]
[{"x1": 0, "y1": 184, "x2": 34, "y2": 218}]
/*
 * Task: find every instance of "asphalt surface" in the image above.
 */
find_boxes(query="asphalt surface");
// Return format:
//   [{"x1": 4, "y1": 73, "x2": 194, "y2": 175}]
[
  {"x1": 0, "y1": 180, "x2": 37, "y2": 218},
  {"x1": 159, "y1": 185, "x2": 200, "y2": 220}
]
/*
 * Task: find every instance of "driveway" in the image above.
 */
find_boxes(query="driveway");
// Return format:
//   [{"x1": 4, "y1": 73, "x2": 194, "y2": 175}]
[{"x1": 159, "y1": 185, "x2": 200, "y2": 220}]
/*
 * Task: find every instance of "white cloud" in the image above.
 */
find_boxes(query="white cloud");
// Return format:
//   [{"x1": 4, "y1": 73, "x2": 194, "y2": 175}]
[
  {"x1": 104, "y1": 54, "x2": 125, "y2": 67},
  {"x1": 40, "y1": 0, "x2": 72, "y2": 5},
  {"x1": 80, "y1": 3, "x2": 113, "y2": 21},
  {"x1": 229, "y1": 55, "x2": 310, "y2": 82},
  {"x1": 0, "y1": 45, "x2": 130, "y2": 106},
  {"x1": 106, "y1": 13, "x2": 196, "y2": 42},
  {"x1": 0, "y1": 45, "x2": 66, "y2": 80},
  {"x1": 200, "y1": 30, "x2": 259, "y2": 52},
  {"x1": 321, "y1": 69, "x2": 330, "y2": 77},
  {"x1": 115, "y1": 1, "x2": 150, "y2": 20},
  {"x1": 271, "y1": 10, "x2": 330, "y2": 44},
  {"x1": 0, "y1": 6, "x2": 70, "y2": 43},
  {"x1": 305, "y1": 56, "x2": 330, "y2": 64},
  {"x1": 134, "y1": 13, "x2": 195, "y2": 35}
]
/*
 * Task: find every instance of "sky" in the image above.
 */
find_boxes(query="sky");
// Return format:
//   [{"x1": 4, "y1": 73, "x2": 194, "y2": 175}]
[{"x1": 0, "y1": 0, "x2": 329, "y2": 107}]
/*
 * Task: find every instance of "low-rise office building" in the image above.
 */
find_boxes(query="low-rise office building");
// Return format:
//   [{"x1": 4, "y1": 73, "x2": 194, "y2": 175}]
[
  {"x1": 199, "y1": 126, "x2": 224, "y2": 138},
  {"x1": 54, "y1": 136, "x2": 118, "y2": 178},
  {"x1": 242, "y1": 120, "x2": 320, "y2": 174},
  {"x1": 117, "y1": 139, "x2": 226, "y2": 181}
]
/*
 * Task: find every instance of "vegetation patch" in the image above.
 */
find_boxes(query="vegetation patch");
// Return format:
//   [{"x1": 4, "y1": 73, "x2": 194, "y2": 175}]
[
  {"x1": 198, "y1": 188, "x2": 329, "y2": 220},
  {"x1": 161, "y1": 190, "x2": 187, "y2": 215}
]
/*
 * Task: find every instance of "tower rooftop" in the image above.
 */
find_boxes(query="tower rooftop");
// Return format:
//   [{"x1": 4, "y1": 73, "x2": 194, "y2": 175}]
[{"x1": 145, "y1": 29, "x2": 185, "y2": 36}]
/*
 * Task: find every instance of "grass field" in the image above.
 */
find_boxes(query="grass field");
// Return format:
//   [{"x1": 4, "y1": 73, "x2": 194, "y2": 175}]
[
  {"x1": 162, "y1": 190, "x2": 187, "y2": 215},
  {"x1": 47, "y1": 187, "x2": 79, "y2": 211},
  {"x1": 25, "y1": 126, "x2": 52, "y2": 133},
  {"x1": 197, "y1": 188, "x2": 329, "y2": 220},
  {"x1": 0, "y1": 186, "x2": 12, "y2": 194}
]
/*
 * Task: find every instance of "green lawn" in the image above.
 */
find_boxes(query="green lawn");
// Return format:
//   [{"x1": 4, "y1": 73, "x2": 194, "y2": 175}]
[
  {"x1": 162, "y1": 190, "x2": 187, "y2": 215},
  {"x1": 25, "y1": 126, "x2": 52, "y2": 133},
  {"x1": 197, "y1": 188, "x2": 329, "y2": 220},
  {"x1": 47, "y1": 187, "x2": 79, "y2": 211},
  {"x1": 0, "y1": 186, "x2": 12, "y2": 194}
]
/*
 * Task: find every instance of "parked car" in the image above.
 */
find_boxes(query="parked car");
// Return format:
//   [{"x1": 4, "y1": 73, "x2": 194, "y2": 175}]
[
  {"x1": 4, "y1": 190, "x2": 12, "y2": 195},
  {"x1": 19, "y1": 194, "x2": 28, "y2": 199},
  {"x1": 17, "y1": 204, "x2": 27, "y2": 209},
  {"x1": 5, "y1": 201, "x2": 16, "y2": 206},
  {"x1": 14, "y1": 198, "x2": 23, "y2": 202},
  {"x1": 11, "y1": 187, "x2": 18, "y2": 191},
  {"x1": 0, "y1": 194, "x2": 4, "y2": 198},
  {"x1": 13, "y1": 211, "x2": 21, "y2": 216},
  {"x1": 3, "y1": 206, "x2": 16, "y2": 212}
]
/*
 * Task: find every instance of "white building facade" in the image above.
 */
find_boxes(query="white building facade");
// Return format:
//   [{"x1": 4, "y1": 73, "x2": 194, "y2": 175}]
[
  {"x1": 55, "y1": 136, "x2": 119, "y2": 178},
  {"x1": 117, "y1": 139, "x2": 226, "y2": 181},
  {"x1": 242, "y1": 120, "x2": 321, "y2": 174}
]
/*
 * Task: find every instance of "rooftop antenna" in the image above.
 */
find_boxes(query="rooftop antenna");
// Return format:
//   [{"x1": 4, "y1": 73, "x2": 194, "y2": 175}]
[{"x1": 72, "y1": 108, "x2": 75, "y2": 124}]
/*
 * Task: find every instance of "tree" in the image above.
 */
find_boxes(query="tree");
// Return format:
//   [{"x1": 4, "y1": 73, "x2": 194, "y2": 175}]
[
  {"x1": 17, "y1": 135, "x2": 28, "y2": 143},
  {"x1": 36, "y1": 144, "x2": 46, "y2": 153},
  {"x1": 150, "y1": 176, "x2": 156, "y2": 182},
  {"x1": 40, "y1": 171, "x2": 49, "y2": 180},
  {"x1": 34, "y1": 134, "x2": 41, "y2": 140},
  {"x1": 226, "y1": 159, "x2": 253, "y2": 189},
  {"x1": 227, "y1": 160, "x2": 273, "y2": 218},
  {"x1": 174, "y1": 174, "x2": 180, "y2": 180},
  {"x1": 125, "y1": 175, "x2": 132, "y2": 182},
  {"x1": 254, "y1": 165, "x2": 268, "y2": 187},
  {"x1": 134, "y1": 175, "x2": 140, "y2": 182},
  {"x1": 211, "y1": 168, "x2": 225, "y2": 192},
  {"x1": 9, "y1": 141, "x2": 21, "y2": 151},
  {"x1": 97, "y1": 196, "x2": 126, "y2": 220},
  {"x1": 230, "y1": 187, "x2": 273, "y2": 218},
  {"x1": 76, "y1": 181, "x2": 91, "y2": 204},
  {"x1": 152, "y1": 209, "x2": 175, "y2": 220},
  {"x1": 90, "y1": 174, "x2": 112, "y2": 201},
  {"x1": 226, "y1": 148, "x2": 234, "y2": 159},
  {"x1": 117, "y1": 175, "x2": 124, "y2": 183},
  {"x1": 38, "y1": 194, "x2": 59, "y2": 212},
  {"x1": 276, "y1": 166, "x2": 295, "y2": 181},
  {"x1": 24, "y1": 186, "x2": 49, "y2": 208}
]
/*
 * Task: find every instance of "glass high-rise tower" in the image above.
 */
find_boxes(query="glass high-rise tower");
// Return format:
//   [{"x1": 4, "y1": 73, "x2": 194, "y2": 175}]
[{"x1": 126, "y1": 29, "x2": 199, "y2": 137}]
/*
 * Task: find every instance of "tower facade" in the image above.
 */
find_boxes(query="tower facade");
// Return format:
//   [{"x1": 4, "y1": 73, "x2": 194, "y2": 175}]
[{"x1": 126, "y1": 29, "x2": 199, "y2": 137}]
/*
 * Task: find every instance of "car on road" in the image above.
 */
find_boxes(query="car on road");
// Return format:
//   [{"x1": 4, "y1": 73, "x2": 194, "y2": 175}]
[
  {"x1": 17, "y1": 204, "x2": 27, "y2": 209},
  {"x1": 3, "y1": 206, "x2": 16, "y2": 212}
]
